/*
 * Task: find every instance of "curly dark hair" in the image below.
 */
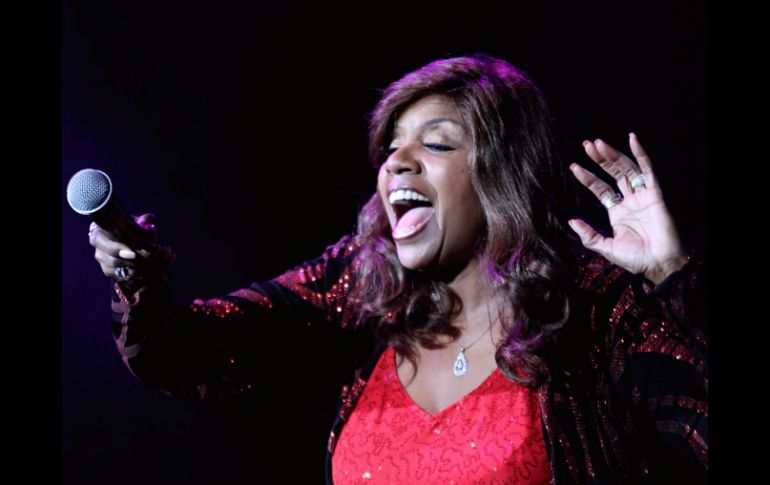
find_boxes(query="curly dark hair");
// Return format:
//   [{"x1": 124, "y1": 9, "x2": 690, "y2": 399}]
[{"x1": 351, "y1": 54, "x2": 586, "y2": 388}]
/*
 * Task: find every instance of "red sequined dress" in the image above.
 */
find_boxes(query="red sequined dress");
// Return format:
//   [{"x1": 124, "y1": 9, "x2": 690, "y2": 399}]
[{"x1": 331, "y1": 346, "x2": 550, "y2": 484}]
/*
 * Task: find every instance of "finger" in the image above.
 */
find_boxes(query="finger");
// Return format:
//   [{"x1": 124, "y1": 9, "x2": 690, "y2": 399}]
[
  {"x1": 628, "y1": 132, "x2": 657, "y2": 189},
  {"x1": 88, "y1": 222, "x2": 102, "y2": 245},
  {"x1": 94, "y1": 248, "x2": 137, "y2": 268},
  {"x1": 583, "y1": 139, "x2": 642, "y2": 197},
  {"x1": 569, "y1": 163, "x2": 624, "y2": 211},
  {"x1": 90, "y1": 228, "x2": 136, "y2": 259},
  {"x1": 567, "y1": 219, "x2": 612, "y2": 257},
  {"x1": 95, "y1": 250, "x2": 137, "y2": 278}
]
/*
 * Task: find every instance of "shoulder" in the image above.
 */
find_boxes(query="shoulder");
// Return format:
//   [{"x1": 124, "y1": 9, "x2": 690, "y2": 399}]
[{"x1": 325, "y1": 232, "x2": 361, "y2": 260}]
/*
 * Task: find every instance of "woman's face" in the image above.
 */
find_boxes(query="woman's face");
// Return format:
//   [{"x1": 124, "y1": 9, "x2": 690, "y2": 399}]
[{"x1": 377, "y1": 95, "x2": 485, "y2": 273}]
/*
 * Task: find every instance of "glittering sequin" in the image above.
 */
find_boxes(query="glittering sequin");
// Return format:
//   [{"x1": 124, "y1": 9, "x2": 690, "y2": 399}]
[
  {"x1": 332, "y1": 347, "x2": 550, "y2": 484},
  {"x1": 539, "y1": 386, "x2": 579, "y2": 482},
  {"x1": 273, "y1": 237, "x2": 362, "y2": 329},
  {"x1": 190, "y1": 298, "x2": 245, "y2": 320},
  {"x1": 227, "y1": 288, "x2": 274, "y2": 308},
  {"x1": 337, "y1": 370, "x2": 368, "y2": 424}
]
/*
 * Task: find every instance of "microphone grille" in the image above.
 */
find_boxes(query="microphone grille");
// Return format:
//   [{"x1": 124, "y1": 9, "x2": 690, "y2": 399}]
[{"x1": 66, "y1": 169, "x2": 113, "y2": 215}]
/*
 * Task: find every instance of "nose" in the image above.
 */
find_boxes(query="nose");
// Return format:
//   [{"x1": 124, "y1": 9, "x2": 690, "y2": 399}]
[{"x1": 384, "y1": 145, "x2": 421, "y2": 175}]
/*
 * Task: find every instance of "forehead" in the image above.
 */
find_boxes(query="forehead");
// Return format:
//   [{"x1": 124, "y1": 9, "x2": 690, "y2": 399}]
[{"x1": 392, "y1": 95, "x2": 465, "y2": 136}]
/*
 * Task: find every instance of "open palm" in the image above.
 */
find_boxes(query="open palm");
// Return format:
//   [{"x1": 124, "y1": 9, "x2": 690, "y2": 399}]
[{"x1": 568, "y1": 133, "x2": 687, "y2": 285}]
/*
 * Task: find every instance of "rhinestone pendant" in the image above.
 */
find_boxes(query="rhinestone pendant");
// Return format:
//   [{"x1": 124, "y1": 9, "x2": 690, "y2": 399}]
[{"x1": 453, "y1": 348, "x2": 468, "y2": 376}]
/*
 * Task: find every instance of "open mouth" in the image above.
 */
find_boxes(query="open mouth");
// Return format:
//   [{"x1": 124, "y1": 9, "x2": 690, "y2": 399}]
[
  {"x1": 392, "y1": 198, "x2": 434, "y2": 222},
  {"x1": 388, "y1": 189, "x2": 435, "y2": 240},
  {"x1": 388, "y1": 188, "x2": 433, "y2": 222}
]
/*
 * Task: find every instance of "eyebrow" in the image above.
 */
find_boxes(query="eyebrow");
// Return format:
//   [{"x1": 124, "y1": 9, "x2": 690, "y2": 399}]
[{"x1": 393, "y1": 118, "x2": 464, "y2": 135}]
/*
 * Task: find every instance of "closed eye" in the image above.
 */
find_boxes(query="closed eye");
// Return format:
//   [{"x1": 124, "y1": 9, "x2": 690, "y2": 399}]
[
  {"x1": 382, "y1": 143, "x2": 454, "y2": 156},
  {"x1": 425, "y1": 143, "x2": 454, "y2": 152}
]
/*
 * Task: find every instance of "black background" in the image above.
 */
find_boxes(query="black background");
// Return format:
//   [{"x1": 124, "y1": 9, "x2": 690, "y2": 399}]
[{"x1": 60, "y1": 1, "x2": 707, "y2": 483}]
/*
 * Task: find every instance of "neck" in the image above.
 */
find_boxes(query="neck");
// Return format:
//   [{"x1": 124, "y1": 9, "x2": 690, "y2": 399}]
[{"x1": 445, "y1": 255, "x2": 501, "y2": 340}]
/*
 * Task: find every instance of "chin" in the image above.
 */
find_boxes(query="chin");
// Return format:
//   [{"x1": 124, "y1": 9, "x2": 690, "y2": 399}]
[{"x1": 395, "y1": 239, "x2": 442, "y2": 271}]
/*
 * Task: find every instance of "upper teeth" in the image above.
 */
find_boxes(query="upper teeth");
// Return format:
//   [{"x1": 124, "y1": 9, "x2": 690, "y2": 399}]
[{"x1": 389, "y1": 189, "x2": 431, "y2": 205}]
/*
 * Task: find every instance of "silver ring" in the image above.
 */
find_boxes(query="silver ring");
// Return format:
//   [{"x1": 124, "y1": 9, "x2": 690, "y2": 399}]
[
  {"x1": 601, "y1": 193, "x2": 623, "y2": 209},
  {"x1": 630, "y1": 174, "x2": 646, "y2": 190},
  {"x1": 115, "y1": 266, "x2": 128, "y2": 280}
]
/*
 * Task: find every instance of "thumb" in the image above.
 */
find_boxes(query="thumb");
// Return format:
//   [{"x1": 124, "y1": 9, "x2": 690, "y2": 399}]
[{"x1": 568, "y1": 219, "x2": 611, "y2": 256}]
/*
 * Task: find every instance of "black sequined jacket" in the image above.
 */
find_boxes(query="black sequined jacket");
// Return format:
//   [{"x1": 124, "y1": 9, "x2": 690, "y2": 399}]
[{"x1": 110, "y1": 233, "x2": 707, "y2": 484}]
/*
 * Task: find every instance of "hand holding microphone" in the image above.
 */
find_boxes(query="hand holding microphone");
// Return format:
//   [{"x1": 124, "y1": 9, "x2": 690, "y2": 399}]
[
  {"x1": 87, "y1": 214, "x2": 159, "y2": 282},
  {"x1": 67, "y1": 169, "x2": 174, "y2": 285}
]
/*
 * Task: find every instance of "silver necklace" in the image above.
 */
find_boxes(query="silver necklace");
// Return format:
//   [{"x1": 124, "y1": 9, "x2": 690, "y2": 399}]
[{"x1": 453, "y1": 325, "x2": 492, "y2": 377}]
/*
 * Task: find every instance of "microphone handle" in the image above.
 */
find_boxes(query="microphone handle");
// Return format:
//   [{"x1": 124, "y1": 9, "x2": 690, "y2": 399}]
[{"x1": 91, "y1": 198, "x2": 153, "y2": 250}]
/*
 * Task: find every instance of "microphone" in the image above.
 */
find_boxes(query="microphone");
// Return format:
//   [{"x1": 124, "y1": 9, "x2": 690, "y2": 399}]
[{"x1": 66, "y1": 168, "x2": 154, "y2": 250}]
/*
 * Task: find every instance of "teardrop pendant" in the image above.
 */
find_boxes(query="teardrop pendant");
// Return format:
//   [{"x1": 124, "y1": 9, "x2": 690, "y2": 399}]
[{"x1": 453, "y1": 348, "x2": 468, "y2": 376}]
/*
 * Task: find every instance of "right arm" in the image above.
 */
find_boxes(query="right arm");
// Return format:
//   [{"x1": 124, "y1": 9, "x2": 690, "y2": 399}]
[{"x1": 91, "y1": 216, "x2": 363, "y2": 402}]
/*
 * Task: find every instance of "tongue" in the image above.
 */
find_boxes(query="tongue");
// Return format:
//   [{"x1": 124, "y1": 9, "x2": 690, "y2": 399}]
[{"x1": 395, "y1": 206, "x2": 434, "y2": 234}]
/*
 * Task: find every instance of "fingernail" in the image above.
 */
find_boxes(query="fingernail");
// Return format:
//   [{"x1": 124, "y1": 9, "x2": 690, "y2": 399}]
[
  {"x1": 594, "y1": 139, "x2": 601, "y2": 145},
  {"x1": 119, "y1": 249, "x2": 136, "y2": 260},
  {"x1": 629, "y1": 132, "x2": 636, "y2": 138},
  {"x1": 582, "y1": 140, "x2": 590, "y2": 147}
]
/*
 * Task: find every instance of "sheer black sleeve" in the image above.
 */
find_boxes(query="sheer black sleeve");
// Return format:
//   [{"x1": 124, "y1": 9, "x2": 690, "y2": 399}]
[{"x1": 110, "y1": 233, "x2": 364, "y2": 402}]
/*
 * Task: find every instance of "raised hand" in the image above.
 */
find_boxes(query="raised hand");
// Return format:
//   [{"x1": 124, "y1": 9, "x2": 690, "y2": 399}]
[{"x1": 567, "y1": 133, "x2": 689, "y2": 285}]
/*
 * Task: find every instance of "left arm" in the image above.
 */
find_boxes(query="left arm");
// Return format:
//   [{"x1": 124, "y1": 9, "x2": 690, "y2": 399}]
[
  {"x1": 569, "y1": 133, "x2": 708, "y2": 474},
  {"x1": 625, "y1": 254, "x2": 707, "y2": 475}
]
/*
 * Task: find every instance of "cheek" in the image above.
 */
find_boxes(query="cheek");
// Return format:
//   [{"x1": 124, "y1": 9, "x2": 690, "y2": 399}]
[
  {"x1": 376, "y1": 166, "x2": 388, "y2": 201},
  {"x1": 452, "y1": 185, "x2": 484, "y2": 233},
  {"x1": 442, "y1": 168, "x2": 477, "y2": 210}
]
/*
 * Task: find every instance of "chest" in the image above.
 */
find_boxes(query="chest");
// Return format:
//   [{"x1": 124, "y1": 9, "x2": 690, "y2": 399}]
[
  {"x1": 395, "y1": 337, "x2": 500, "y2": 415},
  {"x1": 331, "y1": 345, "x2": 551, "y2": 484}
]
